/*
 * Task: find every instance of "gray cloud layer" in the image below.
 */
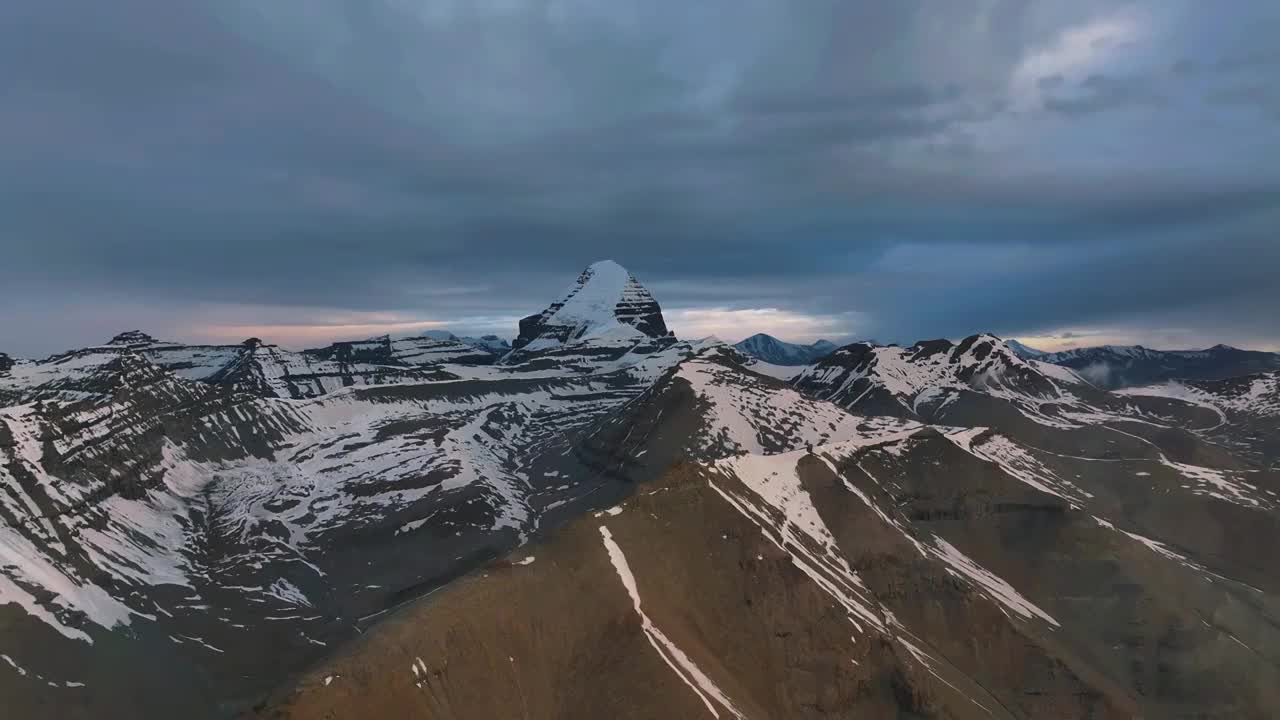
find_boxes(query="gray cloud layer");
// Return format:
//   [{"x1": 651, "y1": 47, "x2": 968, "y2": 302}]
[{"x1": 1, "y1": 0, "x2": 1278, "y2": 355}]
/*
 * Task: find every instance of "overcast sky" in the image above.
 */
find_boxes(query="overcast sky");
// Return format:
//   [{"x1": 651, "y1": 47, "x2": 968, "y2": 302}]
[{"x1": 2, "y1": 0, "x2": 1278, "y2": 356}]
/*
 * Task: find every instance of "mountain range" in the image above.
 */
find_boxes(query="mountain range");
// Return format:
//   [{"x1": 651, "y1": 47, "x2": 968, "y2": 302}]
[
  {"x1": 3, "y1": 261, "x2": 1280, "y2": 719},
  {"x1": 1008, "y1": 339, "x2": 1280, "y2": 389},
  {"x1": 732, "y1": 333, "x2": 837, "y2": 366}
]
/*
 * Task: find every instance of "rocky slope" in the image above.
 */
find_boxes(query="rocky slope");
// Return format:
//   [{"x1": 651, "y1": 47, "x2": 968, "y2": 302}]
[
  {"x1": 1119, "y1": 370, "x2": 1280, "y2": 420},
  {"x1": 256, "y1": 344, "x2": 1280, "y2": 720},
  {"x1": 1118, "y1": 370, "x2": 1280, "y2": 468}
]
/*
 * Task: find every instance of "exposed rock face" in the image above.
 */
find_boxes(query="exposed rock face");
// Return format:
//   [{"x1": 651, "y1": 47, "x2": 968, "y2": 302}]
[{"x1": 508, "y1": 260, "x2": 670, "y2": 356}]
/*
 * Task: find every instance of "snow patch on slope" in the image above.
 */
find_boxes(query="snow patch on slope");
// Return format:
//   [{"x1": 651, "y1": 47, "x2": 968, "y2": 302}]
[
  {"x1": 943, "y1": 428, "x2": 1090, "y2": 504},
  {"x1": 930, "y1": 537, "x2": 1059, "y2": 626},
  {"x1": 598, "y1": 525, "x2": 745, "y2": 719},
  {"x1": 678, "y1": 352, "x2": 915, "y2": 456},
  {"x1": 1160, "y1": 458, "x2": 1266, "y2": 508},
  {"x1": 708, "y1": 451, "x2": 887, "y2": 633},
  {"x1": 1119, "y1": 376, "x2": 1278, "y2": 420},
  {"x1": 0, "y1": 527, "x2": 134, "y2": 643}
]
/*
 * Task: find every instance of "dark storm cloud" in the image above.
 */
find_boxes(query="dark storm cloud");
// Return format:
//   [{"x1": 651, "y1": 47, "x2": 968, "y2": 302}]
[
  {"x1": 845, "y1": 210, "x2": 1280, "y2": 341},
  {"x1": 1, "y1": 0, "x2": 1278, "y2": 355}
]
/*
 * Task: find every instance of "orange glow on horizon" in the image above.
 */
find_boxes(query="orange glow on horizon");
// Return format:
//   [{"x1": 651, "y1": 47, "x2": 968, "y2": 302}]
[{"x1": 192, "y1": 320, "x2": 453, "y2": 348}]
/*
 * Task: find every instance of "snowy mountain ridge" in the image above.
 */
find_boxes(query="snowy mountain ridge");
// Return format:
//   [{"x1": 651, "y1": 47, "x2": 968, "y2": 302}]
[{"x1": 794, "y1": 334, "x2": 1091, "y2": 422}]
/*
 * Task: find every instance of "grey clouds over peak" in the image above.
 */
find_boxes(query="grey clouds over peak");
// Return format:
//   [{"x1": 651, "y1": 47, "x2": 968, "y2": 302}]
[{"x1": 1, "y1": 0, "x2": 1278, "y2": 355}]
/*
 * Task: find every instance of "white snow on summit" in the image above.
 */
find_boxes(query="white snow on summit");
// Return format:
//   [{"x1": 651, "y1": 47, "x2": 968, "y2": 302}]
[
  {"x1": 546, "y1": 260, "x2": 635, "y2": 331},
  {"x1": 510, "y1": 260, "x2": 669, "y2": 356}
]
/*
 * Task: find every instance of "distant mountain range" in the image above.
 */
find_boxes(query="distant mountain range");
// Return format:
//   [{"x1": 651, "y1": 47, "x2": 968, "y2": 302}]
[
  {"x1": 4, "y1": 263, "x2": 1280, "y2": 719},
  {"x1": 421, "y1": 330, "x2": 512, "y2": 354},
  {"x1": 732, "y1": 333, "x2": 837, "y2": 365},
  {"x1": 1009, "y1": 339, "x2": 1280, "y2": 389}
]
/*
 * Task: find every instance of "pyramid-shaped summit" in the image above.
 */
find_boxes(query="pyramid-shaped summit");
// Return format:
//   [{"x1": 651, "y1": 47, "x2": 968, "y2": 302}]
[{"x1": 510, "y1": 260, "x2": 670, "y2": 353}]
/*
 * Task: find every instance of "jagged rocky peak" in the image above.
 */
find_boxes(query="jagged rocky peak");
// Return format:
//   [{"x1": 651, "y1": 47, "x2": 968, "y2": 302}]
[
  {"x1": 921, "y1": 333, "x2": 1050, "y2": 380},
  {"x1": 949, "y1": 332, "x2": 1006, "y2": 362},
  {"x1": 510, "y1": 260, "x2": 670, "y2": 353},
  {"x1": 900, "y1": 333, "x2": 1020, "y2": 365},
  {"x1": 89, "y1": 350, "x2": 175, "y2": 390},
  {"x1": 948, "y1": 333, "x2": 1053, "y2": 381},
  {"x1": 105, "y1": 330, "x2": 160, "y2": 347},
  {"x1": 0, "y1": 352, "x2": 13, "y2": 373}
]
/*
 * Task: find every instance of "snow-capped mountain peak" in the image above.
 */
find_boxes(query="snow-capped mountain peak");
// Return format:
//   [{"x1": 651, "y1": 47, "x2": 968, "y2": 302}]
[{"x1": 508, "y1": 260, "x2": 669, "y2": 356}]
